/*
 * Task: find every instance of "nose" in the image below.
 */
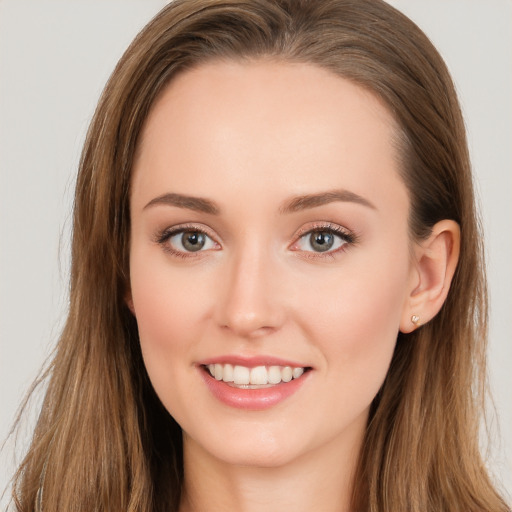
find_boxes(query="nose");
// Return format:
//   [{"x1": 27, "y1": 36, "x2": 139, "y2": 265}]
[{"x1": 214, "y1": 245, "x2": 285, "y2": 339}]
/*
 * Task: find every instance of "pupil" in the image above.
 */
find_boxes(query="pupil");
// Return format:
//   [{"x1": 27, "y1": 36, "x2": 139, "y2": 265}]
[
  {"x1": 182, "y1": 231, "x2": 206, "y2": 252},
  {"x1": 310, "y1": 231, "x2": 334, "y2": 252}
]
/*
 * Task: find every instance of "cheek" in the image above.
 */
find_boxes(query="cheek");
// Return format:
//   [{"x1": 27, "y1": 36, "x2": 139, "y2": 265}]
[
  {"x1": 129, "y1": 255, "x2": 217, "y2": 419},
  {"x1": 297, "y1": 250, "x2": 410, "y2": 395},
  {"x1": 129, "y1": 252, "x2": 210, "y2": 372}
]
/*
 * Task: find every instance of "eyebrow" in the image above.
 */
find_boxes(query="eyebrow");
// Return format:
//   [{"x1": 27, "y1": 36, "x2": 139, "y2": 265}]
[
  {"x1": 280, "y1": 189, "x2": 376, "y2": 213},
  {"x1": 144, "y1": 193, "x2": 220, "y2": 214},
  {"x1": 143, "y1": 188, "x2": 375, "y2": 215}
]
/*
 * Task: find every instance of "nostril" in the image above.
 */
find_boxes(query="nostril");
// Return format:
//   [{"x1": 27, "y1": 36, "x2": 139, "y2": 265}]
[{"x1": 217, "y1": 309, "x2": 282, "y2": 338}]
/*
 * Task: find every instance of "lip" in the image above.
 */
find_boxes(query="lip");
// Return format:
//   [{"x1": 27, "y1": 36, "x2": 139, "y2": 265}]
[
  {"x1": 198, "y1": 354, "x2": 309, "y2": 368},
  {"x1": 197, "y1": 357, "x2": 312, "y2": 411}
]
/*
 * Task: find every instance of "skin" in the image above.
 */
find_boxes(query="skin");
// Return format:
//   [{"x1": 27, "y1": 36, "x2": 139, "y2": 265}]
[{"x1": 128, "y1": 60, "x2": 459, "y2": 512}]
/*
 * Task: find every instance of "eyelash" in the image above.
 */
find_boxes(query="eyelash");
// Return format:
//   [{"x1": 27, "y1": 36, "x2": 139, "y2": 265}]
[
  {"x1": 291, "y1": 222, "x2": 357, "y2": 260},
  {"x1": 155, "y1": 223, "x2": 219, "y2": 259},
  {"x1": 154, "y1": 222, "x2": 357, "y2": 260}
]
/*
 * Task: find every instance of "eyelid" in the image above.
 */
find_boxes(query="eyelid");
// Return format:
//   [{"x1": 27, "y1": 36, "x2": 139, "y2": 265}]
[
  {"x1": 154, "y1": 223, "x2": 221, "y2": 255},
  {"x1": 155, "y1": 222, "x2": 218, "y2": 240},
  {"x1": 292, "y1": 221, "x2": 354, "y2": 240},
  {"x1": 153, "y1": 221, "x2": 356, "y2": 258},
  {"x1": 289, "y1": 221, "x2": 357, "y2": 255}
]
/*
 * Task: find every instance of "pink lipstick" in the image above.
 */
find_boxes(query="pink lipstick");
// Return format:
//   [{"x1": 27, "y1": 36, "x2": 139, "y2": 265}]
[{"x1": 197, "y1": 356, "x2": 311, "y2": 410}]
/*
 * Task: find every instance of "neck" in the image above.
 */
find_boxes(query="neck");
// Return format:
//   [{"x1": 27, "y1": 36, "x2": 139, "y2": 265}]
[{"x1": 179, "y1": 425, "x2": 364, "y2": 512}]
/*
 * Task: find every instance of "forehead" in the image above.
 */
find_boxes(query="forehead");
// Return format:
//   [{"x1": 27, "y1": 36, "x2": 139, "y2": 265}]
[{"x1": 131, "y1": 59, "x2": 407, "y2": 214}]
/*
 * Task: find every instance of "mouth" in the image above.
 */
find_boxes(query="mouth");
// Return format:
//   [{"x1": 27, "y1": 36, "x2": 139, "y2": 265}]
[
  {"x1": 197, "y1": 356, "x2": 313, "y2": 410},
  {"x1": 202, "y1": 363, "x2": 311, "y2": 389}
]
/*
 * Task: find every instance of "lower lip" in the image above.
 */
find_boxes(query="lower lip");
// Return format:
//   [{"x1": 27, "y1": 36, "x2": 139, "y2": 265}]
[{"x1": 199, "y1": 368, "x2": 310, "y2": 411}]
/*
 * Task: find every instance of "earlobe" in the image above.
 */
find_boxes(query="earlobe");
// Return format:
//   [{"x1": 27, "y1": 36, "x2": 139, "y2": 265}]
[
  {"x1": 125, "y1": 289, "x2": 136, "y2": 315},
  {"x1": 400, "y1": 220, "x2": 460, "y2": 333}
]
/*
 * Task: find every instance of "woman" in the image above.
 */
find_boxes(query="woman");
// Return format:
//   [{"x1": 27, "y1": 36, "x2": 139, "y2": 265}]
[{"x1": 9, "y1": 0, "x2": 510, "y2": 510}]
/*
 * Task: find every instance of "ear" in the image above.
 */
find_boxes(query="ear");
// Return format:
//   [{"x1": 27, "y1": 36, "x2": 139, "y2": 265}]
[
  {"x1": 400, "y1": 220, "x2": 460, "y2": 333},
  {"x1": 125, "y1": 287, "x2": 136, "y2": 315}
]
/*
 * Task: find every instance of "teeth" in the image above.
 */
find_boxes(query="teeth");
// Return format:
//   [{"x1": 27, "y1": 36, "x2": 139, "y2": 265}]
[
  {"x1": 233, "y1": 365, "x2": 250, "y2": 385},
  {"x1": 292, "y1": 367, "x2": 304, "y2": 379},
  {"x1": 281, "y1": 366, "x2": 292, "y2": 383},
  {"x1": 268, "y1": 366, "x2": 282, "y2": 384},
  {"x1": 205, "y1": 363, "x2": 307, "y2": 385},
  {"x1": 222, "y1": 363, "x2": 234, "y2": 382},
  {"x1": 250, "y1": 366, "x2": 268, "y2": 385}
]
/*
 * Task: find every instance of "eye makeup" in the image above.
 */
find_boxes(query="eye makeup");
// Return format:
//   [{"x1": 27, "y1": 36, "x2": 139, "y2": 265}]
[
  {"x1": 153, "y1": 220, "x2": 358, "y2": 261},
  {"x1": 289, "y1": 221, "x2": 358, "y2": 260},
  {"x1": 153, "y1": 223, "x2": 221, "y2": 259}
]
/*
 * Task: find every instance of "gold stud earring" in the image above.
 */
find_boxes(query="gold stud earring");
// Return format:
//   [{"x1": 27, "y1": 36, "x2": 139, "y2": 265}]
[{"x1": 411, "y1": 314, "x2": 420, "y2": 325}]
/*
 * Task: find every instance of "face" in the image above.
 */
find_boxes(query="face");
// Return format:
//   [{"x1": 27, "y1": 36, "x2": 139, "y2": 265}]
[{"x1": 128, "y1": 60, "x2": 415, "y2": 468}]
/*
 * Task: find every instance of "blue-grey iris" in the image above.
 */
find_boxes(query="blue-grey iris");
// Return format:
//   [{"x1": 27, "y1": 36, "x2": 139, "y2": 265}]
[
  {"x1": 182, "y1": 231, "x2": 206, "y2": 251},
  {"x1": 310, "y1": 231, "x2": 334, "y2": 252}
]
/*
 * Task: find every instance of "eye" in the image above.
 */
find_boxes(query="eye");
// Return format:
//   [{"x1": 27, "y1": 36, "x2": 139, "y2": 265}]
[
  {"x1": 157, "y1": 227, "x2": 219, "y2": 255},
  {"x1": 291, "y1": 225, "x2": 355, "y2": 255},
  {"x1": 170, "y1": 230, "x2": 214, "y2": 252}
]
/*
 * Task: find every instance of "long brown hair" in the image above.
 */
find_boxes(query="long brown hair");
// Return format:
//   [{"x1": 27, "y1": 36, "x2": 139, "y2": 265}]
[{"x1": 11, "y1": 1, "x2": 509, "y2": 510}]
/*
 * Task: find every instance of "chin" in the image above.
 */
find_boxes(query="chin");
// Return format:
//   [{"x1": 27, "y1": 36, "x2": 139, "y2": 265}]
[
  {"x1": 214, "y1": 444, "x2": 301, "y2": 469},
  {"x1": 184, "y1": 424, "x2": 308, "y2": 469}
]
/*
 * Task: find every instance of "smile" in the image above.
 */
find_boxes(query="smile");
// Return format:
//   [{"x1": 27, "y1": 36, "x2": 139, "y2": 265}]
[
  {"x1": 199, "y1": 361, "x2": 312, "y2": 410},
  {"x1": 205, "y1": 363, "x2": 306, "y2": 387}
]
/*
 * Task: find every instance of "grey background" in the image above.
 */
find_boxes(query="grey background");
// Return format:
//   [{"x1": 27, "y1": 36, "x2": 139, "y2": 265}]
[{"x1": 1, "y1": 0, "x2": 510, "y2": 506}]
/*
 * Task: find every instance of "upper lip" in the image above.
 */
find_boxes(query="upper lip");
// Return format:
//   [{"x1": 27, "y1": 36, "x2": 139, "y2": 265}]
[{"x1": 197, "y1": 354, "x2": 311, "y2": 368}]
